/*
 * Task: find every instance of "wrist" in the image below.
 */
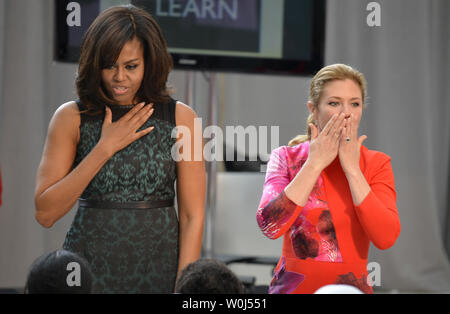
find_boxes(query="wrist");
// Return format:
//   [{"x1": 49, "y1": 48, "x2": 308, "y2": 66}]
[
  {"x1": 95, "y1": 141, "x2": 115, "y2": 160},
  {"x1": 343, "y1": 166, "x2": 362, "y2": 178},
  {"x1": 304, "y1": 158, "x2": 325, "y2": 175}
]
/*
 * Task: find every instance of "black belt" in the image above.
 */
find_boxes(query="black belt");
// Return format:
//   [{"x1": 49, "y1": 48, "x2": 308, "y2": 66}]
[{"x1": 78, "y1": 198, "x2": 174, "y2": 209}]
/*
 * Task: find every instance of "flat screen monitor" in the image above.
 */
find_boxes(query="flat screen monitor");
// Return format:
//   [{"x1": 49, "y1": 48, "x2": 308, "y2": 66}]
[{"x1": 55, "y1": 0, "x2": 326, "y2": 76}]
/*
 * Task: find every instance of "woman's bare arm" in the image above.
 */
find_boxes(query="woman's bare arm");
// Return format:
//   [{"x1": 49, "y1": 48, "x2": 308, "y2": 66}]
[
  {"x1": 35, "y1": 101, "x2": 154, "y2": 228},
  {"x1": 174, "y1": 102, "x2": 206, "y2": 278}
]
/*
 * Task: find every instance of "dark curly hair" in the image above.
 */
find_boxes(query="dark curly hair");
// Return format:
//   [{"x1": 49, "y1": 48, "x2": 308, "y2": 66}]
[
  {"x1": 175, "y1": 259, "x2": 245, "y2": 294},
  {"x1": 25, "y1": 249, "x2": 93, "y2": 294}
]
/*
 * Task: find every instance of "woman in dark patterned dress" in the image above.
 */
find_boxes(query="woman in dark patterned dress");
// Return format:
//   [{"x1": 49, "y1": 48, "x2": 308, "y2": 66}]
[{"x1": 34, "y1": 5, "x2": 205, "y2": 293}]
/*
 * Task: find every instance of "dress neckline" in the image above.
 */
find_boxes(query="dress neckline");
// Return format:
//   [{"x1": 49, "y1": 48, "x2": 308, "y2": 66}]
[{"x1": 106, "y1": 103, "x2": 137, "y2": 110}]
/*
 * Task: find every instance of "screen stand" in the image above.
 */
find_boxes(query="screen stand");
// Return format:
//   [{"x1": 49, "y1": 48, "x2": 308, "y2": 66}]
[
  {"x1": 184, "y1": 71, "x2": 219, "y2": 259},
  {"x1": 184, "y1": 71, "x2": 196, "y2": 111},
  {"x1": 204, "y1": 72, "x2": 218, "y2": 259}
]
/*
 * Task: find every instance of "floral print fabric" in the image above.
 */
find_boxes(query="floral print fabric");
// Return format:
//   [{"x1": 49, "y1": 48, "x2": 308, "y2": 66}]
[
  {"x1": 257, "y1": 142, "x2": 376, "y2": 293},
  {"x1": 63, "y1": 100, "x2": 179, "y2": 293},
  {"x1": 257, "y1": 143, "x2": 342, "y2": 263}
]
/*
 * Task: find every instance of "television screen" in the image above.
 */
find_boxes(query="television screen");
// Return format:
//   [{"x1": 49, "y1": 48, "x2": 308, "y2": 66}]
[{"x1": 55, "y1": 0, "x2": 325, "y2": 75}]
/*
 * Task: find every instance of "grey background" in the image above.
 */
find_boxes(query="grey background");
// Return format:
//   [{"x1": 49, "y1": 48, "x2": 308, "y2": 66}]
[{"x1": 1, "y1": 0, "x2": 450, "y2": 292}]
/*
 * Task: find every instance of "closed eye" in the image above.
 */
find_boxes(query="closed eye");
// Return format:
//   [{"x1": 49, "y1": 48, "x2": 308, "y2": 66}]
[
  {"x1": 126, "y1": 64, "x2": 138, "y2": 70},
  {"x1": 103, "y1": 64, "x2": 139, "y2": 70}
]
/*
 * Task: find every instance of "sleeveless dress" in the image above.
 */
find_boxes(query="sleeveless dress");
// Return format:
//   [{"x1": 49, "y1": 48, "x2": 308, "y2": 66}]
[{"x1": 63, "y1": 99, "x2": 179, "y2": 293}]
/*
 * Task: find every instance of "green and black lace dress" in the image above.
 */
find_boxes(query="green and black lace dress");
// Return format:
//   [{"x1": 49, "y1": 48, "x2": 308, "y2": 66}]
[{"x1": 63, "y1": 99, "x2": 179, "y2": 293}]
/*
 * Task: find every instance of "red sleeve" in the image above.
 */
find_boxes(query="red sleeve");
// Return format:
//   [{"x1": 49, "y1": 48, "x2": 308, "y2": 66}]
[
  {"x1": 355, "y1": 155, "x2": 400, "y2": 250},
  {"x1": 256, "y1": 147, "x2": 303, "y2": 239}
]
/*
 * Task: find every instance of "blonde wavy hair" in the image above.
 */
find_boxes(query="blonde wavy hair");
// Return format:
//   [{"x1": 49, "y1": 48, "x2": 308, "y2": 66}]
[{"x1": 288, "y1": 64, "x2": 367, "y2": 146}]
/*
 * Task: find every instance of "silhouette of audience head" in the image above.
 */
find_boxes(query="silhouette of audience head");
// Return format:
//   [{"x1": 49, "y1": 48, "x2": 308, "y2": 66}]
[
  {"x1": 25, "y1": 249, "x2": 93, "y2": 294},
  {"x1": 314, "y1": 284, "x2": 364, "y2": 294},
  {"x1": 175, "y1": 259, "x2": 244, "y2": 294}
]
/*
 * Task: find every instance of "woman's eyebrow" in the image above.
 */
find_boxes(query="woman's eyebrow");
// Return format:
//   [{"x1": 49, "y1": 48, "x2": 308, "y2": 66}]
[
  {"x1": 123, "y1": 58, "x2": 140, "y2": 64},
  {"x1": 328, "y1": 96, "x2": 361, "y2": 101}
]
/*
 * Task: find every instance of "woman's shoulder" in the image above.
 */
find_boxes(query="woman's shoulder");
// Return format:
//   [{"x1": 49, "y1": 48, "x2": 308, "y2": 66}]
[
  {"x1": 268, "y1": 142, "x2": 310, "y2": 166},
  {"x1": 48, "y1": 101, "x2": 81, "y2": 142},
  {"x1": 52, "y1": 101, "x2": 81, "y2": 123},
  {"x1": 175, "y1": 101, "x2": 198, "y2": 126},
  {"x1": 271, "y1": 142, "x2": 310, "y2": 158},
  {"x1": 360, "y1": 146, "x2": 392, "y2": 174},
  {"x1": 361, "y1": 145, "x2": 391, "y2": 163}
]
